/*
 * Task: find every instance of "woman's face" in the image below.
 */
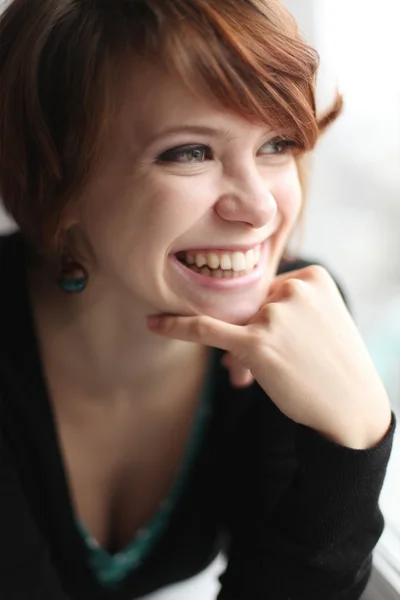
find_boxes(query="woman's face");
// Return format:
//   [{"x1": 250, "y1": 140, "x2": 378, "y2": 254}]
[{"x1": 72, "y1": 61, "x2": 302, "y2": 325}]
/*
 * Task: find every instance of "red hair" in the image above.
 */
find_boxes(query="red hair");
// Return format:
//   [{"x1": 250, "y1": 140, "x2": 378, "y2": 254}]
[{"x1": 0, "y1": 0, "x2": 342, "y2": 252}]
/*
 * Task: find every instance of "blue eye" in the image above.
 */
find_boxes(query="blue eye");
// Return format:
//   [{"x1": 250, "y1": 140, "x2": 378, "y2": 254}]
[
  {"x1": 157, "y1": 144, "x2": 213, "y2": 164},
  {"x1": 259, "y1": 137, "x2": 297, "y2": 155}
]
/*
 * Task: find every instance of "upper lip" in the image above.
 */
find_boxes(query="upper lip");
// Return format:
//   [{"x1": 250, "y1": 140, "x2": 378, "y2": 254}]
[{"x1": 173, "y1": 235, "x2": 274, "y2": 255}]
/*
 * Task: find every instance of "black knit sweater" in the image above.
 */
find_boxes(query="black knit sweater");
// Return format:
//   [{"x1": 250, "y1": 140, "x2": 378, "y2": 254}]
[{"x1": 0, "y1": 232, "x2": 395, "y2": 600}]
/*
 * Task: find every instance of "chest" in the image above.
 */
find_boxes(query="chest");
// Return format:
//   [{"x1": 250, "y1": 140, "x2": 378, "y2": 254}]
[{"x1": 52, "y1": 366, "x2": 209, "y2": 554}]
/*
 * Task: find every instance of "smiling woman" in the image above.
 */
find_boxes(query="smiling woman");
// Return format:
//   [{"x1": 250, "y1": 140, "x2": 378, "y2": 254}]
[
  {"x1": 0, "y1": 0, "x2": 341, "y2": 253},
  {"x1": 0, "y1": 2, "x2": 395, "y2": 600},
  {"x1": 0, "y1": 0, "x2": 344, "y2": 327}
]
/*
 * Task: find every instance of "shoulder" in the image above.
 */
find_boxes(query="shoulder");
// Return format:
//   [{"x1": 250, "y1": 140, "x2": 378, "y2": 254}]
[
  {"x1": 0, "y1": 230, "x2": 27, "y2": 289},
  {"x1": 0, "y1": 230, "x2": 28, "y2": 320},
  {"x1": 0, "y1": 231, "x2": 32, "y2": 372},
  {"x1": 0, "y1": 230, "x2": 28, "y2": 293},
  {"x1": 0, "y1": 229, "x2": 24, "y2": 259}
]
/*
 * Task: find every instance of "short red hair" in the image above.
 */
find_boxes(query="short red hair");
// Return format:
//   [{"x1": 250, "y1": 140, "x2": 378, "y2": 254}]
[{"x1": 0, "y1": 0, "x2": 342, "y2": 252}]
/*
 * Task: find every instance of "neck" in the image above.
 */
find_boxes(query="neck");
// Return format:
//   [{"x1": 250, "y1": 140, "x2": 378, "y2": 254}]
[{"x1": 29, "y1": 263, "x2": 204, "y2": 398}]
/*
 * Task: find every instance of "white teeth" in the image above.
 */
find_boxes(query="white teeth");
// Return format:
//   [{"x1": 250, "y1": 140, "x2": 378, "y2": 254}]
[
  {"x1": 231, "y1": 251, "x2": 247, "y2": 272},
  {"x1": 207, "y1": 253, "x2": 220, "y2": 270},
  {"x1": 184, "y1": 244, "x2": 262, "y2": 272},
  {"x1": 245, "y1": 249, "x2": 255, "y2": 271},
  {"x1": 186, "y1": 265, "x2": 252, "y2": 279},
  {"x1": 195, "y1": 253, "x2": 207, "y2": 268},
  {"x1": 220, "y1": 254, "x2": 232, "y2": 270}
]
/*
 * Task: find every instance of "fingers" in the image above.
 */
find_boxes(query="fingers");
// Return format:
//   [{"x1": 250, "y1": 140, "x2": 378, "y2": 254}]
[
  {"x1": 221, "y1": 352, "x2": 254, "y2": 388},
  {"x1": 230, "y1": 367, "x2": 254, "y2": 388},
  {"x1": 266, "y1": 264, "x2": 330, "y2": 302},
  {"x1": 147, "y1": 314, "x2": 248, "y2": 354},
  {"x1": 268, "y1": 264, "x2": 330, "y2": 289}
]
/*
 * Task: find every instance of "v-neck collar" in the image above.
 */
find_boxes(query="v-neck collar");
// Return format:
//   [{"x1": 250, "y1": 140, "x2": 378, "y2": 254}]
[{"x1": 0, "y1": 232, "x2": 224, "y2": 597}]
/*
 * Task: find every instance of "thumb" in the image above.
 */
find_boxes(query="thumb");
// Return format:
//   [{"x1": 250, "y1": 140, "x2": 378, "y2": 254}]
[{"x1": 147, "y1": 313, "x2": 248, "y2": 354}]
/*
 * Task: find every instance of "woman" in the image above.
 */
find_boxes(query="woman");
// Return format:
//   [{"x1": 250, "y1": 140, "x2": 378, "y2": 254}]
[{"x1": 0, "y1": 1, "x2": 395, "y2": 599}]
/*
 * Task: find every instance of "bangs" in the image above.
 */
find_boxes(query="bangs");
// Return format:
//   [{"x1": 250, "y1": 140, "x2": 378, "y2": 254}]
[
  {"x1": 129, "y1": 0, "x2": 322, "y2": 152},
  {"x1": 0, "y1": 0, "x2": 343, "y2": 251}
]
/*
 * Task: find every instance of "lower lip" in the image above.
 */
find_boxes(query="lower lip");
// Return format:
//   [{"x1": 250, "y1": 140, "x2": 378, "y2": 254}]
[{"x1": 170, "y1": 241, "x2": 270, "y2": 291}]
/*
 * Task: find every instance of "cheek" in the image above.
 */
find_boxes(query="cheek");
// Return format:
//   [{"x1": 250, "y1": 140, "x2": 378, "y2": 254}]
[
  {"x1": 135, "y1": 175, "x2": 217, "y2": 247},
  {"x1": 79, "y1": 174, "x2": 215, "y2": 276}
]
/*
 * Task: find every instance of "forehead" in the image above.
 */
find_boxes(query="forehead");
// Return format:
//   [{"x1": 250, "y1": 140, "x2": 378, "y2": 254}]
[{"x1": 112, "y1": 59, "x2": 270, "y2": 149}]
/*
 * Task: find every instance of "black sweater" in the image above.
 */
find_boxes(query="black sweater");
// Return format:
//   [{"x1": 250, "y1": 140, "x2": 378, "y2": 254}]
[{"x1": 0, "y1": 232, "x2": 396, "y2": 600}]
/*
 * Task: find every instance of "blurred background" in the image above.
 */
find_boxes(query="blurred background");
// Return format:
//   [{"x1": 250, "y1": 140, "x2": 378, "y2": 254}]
[
  {"x1": 285, "y1": 2, "x2": 400, "y2": 597},
  {"x1": 1, "y1": 0, "x2": 399, "y2": 598}
]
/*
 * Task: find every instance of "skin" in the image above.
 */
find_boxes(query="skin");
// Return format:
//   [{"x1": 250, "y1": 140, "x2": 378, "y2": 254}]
[
  {"x1": 29, "y1": 60, "x2": 312, "y2": 547},
  {"x1": 29, "y1": 60, "x2": 391, "y2": 549},
  {"x1": 32, "y1": 60, "x2": 303, "y2": 399},
  {"x1": 149, "y1": 266, "x2": 392, "y2": 449}
]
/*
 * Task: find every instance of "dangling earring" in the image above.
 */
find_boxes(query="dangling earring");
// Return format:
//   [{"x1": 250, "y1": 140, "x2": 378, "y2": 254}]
[{"x1": 57, "y1": 255, "x2": 88, "y2": 293}]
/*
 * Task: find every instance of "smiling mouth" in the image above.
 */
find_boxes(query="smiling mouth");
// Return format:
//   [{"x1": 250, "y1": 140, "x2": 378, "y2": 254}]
[{"x1": 175, "y1": 244, "x2": 262, "y2": 279}]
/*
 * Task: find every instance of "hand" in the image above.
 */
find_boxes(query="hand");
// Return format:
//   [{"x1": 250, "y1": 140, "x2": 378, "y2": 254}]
[
  {"x1": 220, "y1": 351, "x2": 255, "y2": 388},
  {"x1": 148, "y1": 265, "x2": 391, "y2": 449}
]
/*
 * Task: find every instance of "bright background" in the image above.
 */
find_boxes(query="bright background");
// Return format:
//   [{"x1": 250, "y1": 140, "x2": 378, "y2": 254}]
[
  {"x1": 285, "y1": 3, "x2": 400, "y2": 594},
  {"x1": 0, "y1": 0, "x2": 399, "y2": 598}
]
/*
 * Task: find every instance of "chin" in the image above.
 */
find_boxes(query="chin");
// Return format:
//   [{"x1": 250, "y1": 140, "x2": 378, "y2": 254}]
[
  {"x1": 196, "y1": 299, "x2": 265, "y2": 326},
  {"x1": 169, "y1": 274, "x2": 272, "y2": 325}
]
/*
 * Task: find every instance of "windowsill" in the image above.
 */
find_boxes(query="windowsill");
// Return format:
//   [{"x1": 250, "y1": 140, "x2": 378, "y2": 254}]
[{"x1": 362, "y1": 565, "x2": 400, "y2": 600}]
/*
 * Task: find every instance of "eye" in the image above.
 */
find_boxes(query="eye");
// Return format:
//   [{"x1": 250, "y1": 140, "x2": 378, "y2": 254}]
[
  {"x1": 156, "y1": 144, "x2": 214, "y2": 164},
  {"x1": 258, "y1": 137, "x2": 297, "y2": 156}
]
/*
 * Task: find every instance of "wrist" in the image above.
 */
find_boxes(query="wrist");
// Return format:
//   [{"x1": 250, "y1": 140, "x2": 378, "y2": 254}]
[{"x1": 322, "y1": 408, "x2": 392, "y2": 450}]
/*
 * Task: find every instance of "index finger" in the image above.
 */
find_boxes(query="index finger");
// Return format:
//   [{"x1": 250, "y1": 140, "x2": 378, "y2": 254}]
[{"x1": 147, "y1": 313, "x2": 249, "y2": 354}]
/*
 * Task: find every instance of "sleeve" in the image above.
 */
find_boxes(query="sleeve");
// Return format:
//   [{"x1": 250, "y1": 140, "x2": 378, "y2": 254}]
[
  {"x1": 0, "y1": 408, "x2": 71, "y2": 599},
  {"x1": 217, "y1": 263, "x2": 396, "y2": 600},
  {"x1": 216, "y1": 389, "x2": 396, "y2": 600}
]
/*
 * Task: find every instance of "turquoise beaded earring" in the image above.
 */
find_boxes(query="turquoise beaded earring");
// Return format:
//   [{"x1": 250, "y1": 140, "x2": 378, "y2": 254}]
[{"x1": 57, "y1": 255, "x2": 88, "y2": 294}]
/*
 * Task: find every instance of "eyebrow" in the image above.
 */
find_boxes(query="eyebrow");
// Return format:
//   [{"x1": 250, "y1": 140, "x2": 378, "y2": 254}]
[{"x1": 146, "y1": 124, "x2": 239, "y2": 145}]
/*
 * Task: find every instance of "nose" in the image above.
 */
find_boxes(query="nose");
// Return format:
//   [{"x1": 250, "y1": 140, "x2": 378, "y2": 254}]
[{"x1": 214, "y1": 167, "x2": 277, "y2": 229}]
